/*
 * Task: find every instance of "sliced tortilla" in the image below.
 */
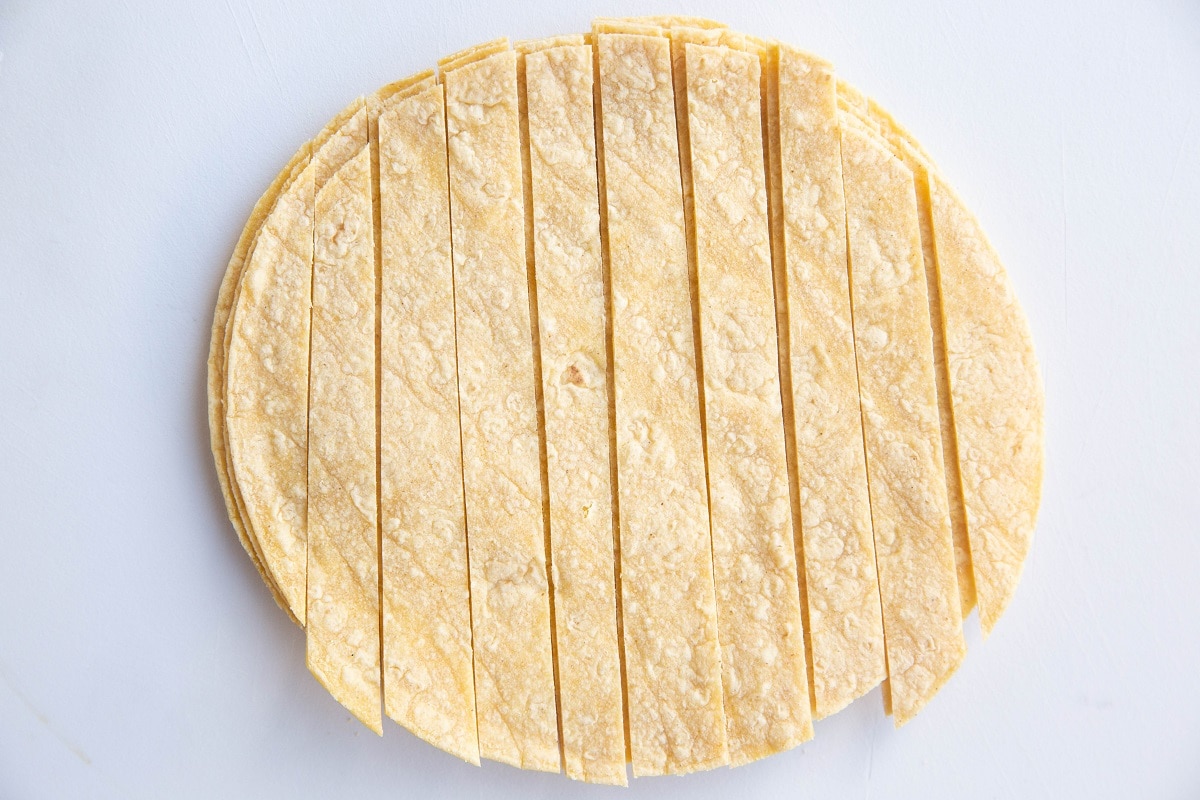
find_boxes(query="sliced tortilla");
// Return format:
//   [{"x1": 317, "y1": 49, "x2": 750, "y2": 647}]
[
  {"x1": 225, "y1": 153, "x2": 316, "y2": 624},
  {"x1": 773, "y1": 45, "x2": 890, "y2": 721},
  {"x1": 377, "y1": 83, "x2": 480, "y2": 764},
  {"x1": 681, "y1": 41, "x2": 812, "y2": 763},
  {"x1": 594, "y1": 27, "x2": 728, "y2": 776},
  {"x1": 928, "y1": 176, "x2": 1044, "y2": 635},
  {"x1": 521, "y1": 40, "x2": 627, "y2": 785},
  {"x1": 213, "y1": 98, "x2": 366, "y2": 614},
  {"x1": 210, "y1": 144, "x2": 311, "y2": 619},
  {"x1": 848, "y1": 93, "x2": 1045, "y2": 634},
  {"x1": 443, "y1": 48, "x2": 560, "y2": 772},
  {"x1": 840, "y1": 125, "x2": 965, "y2": 726},
  {"x1": 837, "y1": 94, "x2": 977, "y2": 616},
  {"x1": 306, "y1": 144, "x2": 382, "y2": 734}
]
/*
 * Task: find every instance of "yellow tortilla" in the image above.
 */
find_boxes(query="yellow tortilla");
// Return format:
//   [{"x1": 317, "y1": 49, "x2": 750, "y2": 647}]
[
  {"x1": 210, "y1": 144, "x2": 311, "y2": 619},
  {"x1": 214, "y1": 98, "x2": 368, "y2": 616},
  {"x1": 929, "y1": 175, "x2": 1044, "y2": 635},
  {"x1": 443, "y1": 48, "x2": 560, "y2": 772},
  {"x1": 595, "y1": 26, "x2": 728, "y2": 776},
  {"x1": 225, "y1": 154, "x2": 316, "y2": 625},
  {"x1": 849, "y1": 92, "x2": 1044, "y2": 634},
  {"x1": 521, "y1": 40, "x2": 627, "y2": 785},
  {"x1": 683, "y1": 41, "x2": 812, "y2": 763},
  {"x1": 840, "y1": 125, "x2": 966, "y2": 726},
  {"x1": 838, "y1": 95, "x2": 977, "y2": 616},
  {"x1": 773, "y1": 45, "x2": 890, "y2": 720},
  {"x1": 377, "y1": 83, "x2": 480, "y2": 764},
  {"x1": 306, "y1": 144, "x2": 382, "y2": 734}
]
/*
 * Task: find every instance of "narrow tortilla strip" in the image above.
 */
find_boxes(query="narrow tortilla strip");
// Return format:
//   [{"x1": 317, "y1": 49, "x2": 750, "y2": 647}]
[
  {"x1": 220, "y1": 102, "x2": 370, "y2": 617},
  {"x1": 225, "y1": 154, "x2": 316, "y2": 624},
  {"x1": 522, "y1": 41, "x2": 627, "y2": 785},
  {"x1": 839, "y1": 99, "x2": 977, "y2": 615},
  {"x1": 683, "y1": 42, "x2": 812, "y2": 763},
  {"x1": 443, "y1": 49, "x2": 560, "y2": 772},
  {"x1": 377, "y1": 83, "x2": 480, "y2": 765},
  {"x1": 772, "y1": 46, "x2": 887, "y2": 719},
  {"x1": 594, "y1": 29, "x2": 728, "y2": 776},
  {"x1": 928, "y1": 176, "x2": 1044, "y2": 635},
  {"x1": 307, "y1": 145, "x2": 382, "y2": 734},
  {"x1": 209, "y1": 144, "x2": 310, "y2": 616},
  {"x1": 840, "y1": 126, "x2": 965, "y2": 726}
]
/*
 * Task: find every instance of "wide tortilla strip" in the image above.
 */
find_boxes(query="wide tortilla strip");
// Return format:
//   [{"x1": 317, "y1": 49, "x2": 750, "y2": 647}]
[
  {"x1": 841, "y1": 126, "x2": 965, "y2": 726},
  {"x1": 838, "y1": 96, "x2": 977, "y2": 615},
  {"x1": 443, "y1": 49, "x2": 560, "y2": 772},
  {"x1": 595, "y1": 28, "x2": 728, "y2": 776},
  {"x1": 377, "y1": 82, "x2": 480, "y2": 765},
  {"x1": 306, "y1": 145, "x2": 382, "y2": 734},
  {"x1": 928, "y1": 176, "x2": 1044, "y2": 635},
  {"x1": 225, "y1": 156, "x2": 316, "y2": 624},
  {"x1": 683, "y1": 41, "x2": 812, "y2": 763},
  {"x1": 773, "y1": 46, "x2": 888, "y2": 720},
  {"x1": 522, "y1": 41, "x2": 627, "y2": 785}
]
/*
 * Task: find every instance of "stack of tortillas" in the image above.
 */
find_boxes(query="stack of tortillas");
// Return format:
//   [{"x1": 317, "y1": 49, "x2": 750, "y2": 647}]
[{"x1": 207, "y1": 16, "x2": 1043, "y2": 784}]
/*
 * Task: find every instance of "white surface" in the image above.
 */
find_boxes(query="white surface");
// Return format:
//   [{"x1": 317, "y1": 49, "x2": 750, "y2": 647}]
[{"x1": 1, "y1": 0, "x2": 1197, "y2": 796}]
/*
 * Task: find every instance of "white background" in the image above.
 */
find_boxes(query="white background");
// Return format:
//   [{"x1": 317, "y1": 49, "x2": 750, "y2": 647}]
[{"x1": 1, "y1": 0, "x2": 1197, "y2": 797}]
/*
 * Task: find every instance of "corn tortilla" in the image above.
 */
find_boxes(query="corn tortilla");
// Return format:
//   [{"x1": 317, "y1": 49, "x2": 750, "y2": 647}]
[
  {"x1": 522, "y1": 40, "x2": 627, "y2": 785},
  {"x1": 841, "y1": 125, "x2": 966, "y2": 726},
  {"x1": 443, "y1": 48, "x2": 560, "y2": 772},
  {"x1": 838, "y1": 95, "x2": 977, "y2": 616},
  {"x1": 595, "y1": 27, "x2": 728, "y2": 776},
  {"x1": 773, "y1": 45, "x2": 890, "y2": 721},
  {"x1": 306, "y1": 144, "x2": 382, "y2": 734},
  {"x1": 377, "y1": 82, "x2": 480, "y2": 764},
  {"x1": 682, "y1": 41, "x2": 812, "y2": 763}
]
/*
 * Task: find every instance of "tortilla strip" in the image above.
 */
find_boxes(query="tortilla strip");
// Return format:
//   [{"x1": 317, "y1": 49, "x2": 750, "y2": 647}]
[
  {"x1": 846, "y1": 93, "x2": 1045, "y2": 634},
  {"x1": 594, "y1": 27, "x2": 728, "y2": 776},
  {"x1": 840, "y1": 125, "x2": 965, "y2": 726},
  {"x1": 443, "y1": 48, "x2": 560, "y2": 772},
  {"x1": 377, "y1": 82, "x2": 480, "y2": 764},
  {"x1": 837, "y1": 97, "x2": 977, "y2": 616},
  {"x1": 928, "y1": 176, "x2": 1044, "y2": 635},
  {"x1": 306, "y1": 144, "x2": 382, "y2": 734},
  {"x1": 209, "y1": 144, "x2": 310, "y2": 618},
  {"x1": 682, "y1": 41, "x2": 812, "y2": 763},
  {"x1": 773, "y1": 46, "x2": 892, "y2": 721},
  {"x1": 522, "y1": 40, "x2": 627, "y2": 785},
  {"x1": 225, "y1": 153, "x2": 316, "y2": 624}
]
